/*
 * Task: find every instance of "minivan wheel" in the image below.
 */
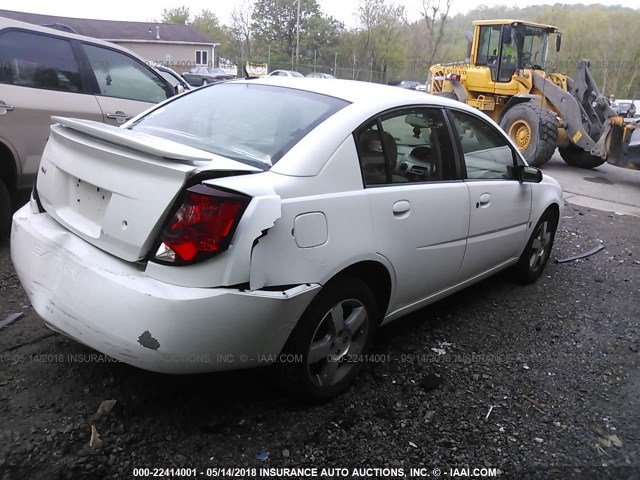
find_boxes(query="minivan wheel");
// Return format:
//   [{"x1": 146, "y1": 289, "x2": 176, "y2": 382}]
[
  {"x1": 274, "y1": 278, "x2": 378, "y2": 402},
  {"x1": 0, "y1": 180, "x2": 11, "y2": 241},
  {"x1": 514, "y1": 209, "x2": 558, "y2": 283}
]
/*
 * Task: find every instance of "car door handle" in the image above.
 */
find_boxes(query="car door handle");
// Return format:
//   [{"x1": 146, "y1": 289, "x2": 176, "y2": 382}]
[
  {"x1": 476, "y1": 193, "x2": 491, "y2": 208},
  {"x1": 0, "y1": 103, "x2": 14, "y2": 113},
  {"x1": 106, "y1": 111, "x2": 131, "y2": 123},
  {"x1": 393, "y1": 200, "x2": 411, "y2": 216}
]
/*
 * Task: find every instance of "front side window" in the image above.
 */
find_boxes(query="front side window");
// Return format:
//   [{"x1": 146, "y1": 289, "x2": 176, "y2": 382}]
[
  {"x1": 0, "y1": 30, "x2": 82, "y2": 92},
  {"x1": 130, "y1": 83, "x2": 348, "y2": 168},
  {"x1": 83, "y1": 44, "x2": 170, "y2": 103},
  {"x1": 449, "y1": 110, "x2": 516, "y2": 180},
  {"x1": 356, "y1": 108, "x2": 458, "y2": 186},
  {"x1": 515, "y1": 25, "x2": 549, "y2": 68}
]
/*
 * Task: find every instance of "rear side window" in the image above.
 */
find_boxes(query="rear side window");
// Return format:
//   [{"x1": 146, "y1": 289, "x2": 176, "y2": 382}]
[
  {"x1": 0, "y1": 30, "x2": 82, "y2": 92},
  {"x1": 356, "y1": 108, "x2": 458, "y2": 186},
  {"x1": 82, "y1": 44, "x2": 170, "y2": 103}
]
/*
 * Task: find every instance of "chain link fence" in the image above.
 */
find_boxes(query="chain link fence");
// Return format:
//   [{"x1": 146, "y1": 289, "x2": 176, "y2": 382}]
[{"x1": 225, "y1": 57, "x2": 388, "y2": 83}]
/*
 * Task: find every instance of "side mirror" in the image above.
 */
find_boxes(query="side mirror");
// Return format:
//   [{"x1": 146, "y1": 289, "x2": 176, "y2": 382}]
[
  {"x1": 518, "y1": 165, "x2": 543, "y2": 183},
  {"x1": 466, "y1": 30, "x2": 473, "y2": 59},
  {"x1": 502, "y1": 25, "x2": 512, "y2": 45},
  {"x1": 556, "y1": 35, "x2": 562, "y2": 53},
  {"x1": 175, "y1": 84, "x2": 185, "y2": 95}
]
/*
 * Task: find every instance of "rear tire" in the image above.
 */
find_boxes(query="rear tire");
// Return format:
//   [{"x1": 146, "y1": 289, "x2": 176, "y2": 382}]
[
  {"x1": 202, "y1": 79, "x2": 209, "y2": 86},
  {"x1": 513, "y1": 209, "x2": 558, "y2": 284},
  {"x1": 500, "y1": 103, "x2": 558, "y2": 167},
  {"x1": 0, "y1": 180, "x2": 11, "y2": 241},
  {"x1": 273, "y1": 278, "x2": 378, "y2": 402},
  {"x1": 559, "y1": 144, "x2": 606, "y2": 169}
]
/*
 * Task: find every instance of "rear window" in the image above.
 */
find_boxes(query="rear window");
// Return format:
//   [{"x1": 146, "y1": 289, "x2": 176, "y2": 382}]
[{"x1": 129, "y1": 83, "x2": 349, "y2": 168}]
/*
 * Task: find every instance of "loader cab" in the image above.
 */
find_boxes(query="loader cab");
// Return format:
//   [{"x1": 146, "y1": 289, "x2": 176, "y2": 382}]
[{"x1": 473, "y1": 20, "x2": 559, "y2": 84}]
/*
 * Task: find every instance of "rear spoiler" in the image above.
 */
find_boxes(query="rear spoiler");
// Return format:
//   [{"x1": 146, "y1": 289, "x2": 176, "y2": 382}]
[{"x1": 51, "y1": 117, "x2": 261, "y2": 171}]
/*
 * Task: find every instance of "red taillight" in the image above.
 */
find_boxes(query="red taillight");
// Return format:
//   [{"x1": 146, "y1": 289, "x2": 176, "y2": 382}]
[{"x1": 154, "y1": 185, "x2": 249, "y2": 265}]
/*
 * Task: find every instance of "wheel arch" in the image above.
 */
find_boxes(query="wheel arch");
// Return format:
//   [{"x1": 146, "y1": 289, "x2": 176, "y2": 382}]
[
  {"x1": 530, "y1": 198, "x2": 561, "y2": 241},
  {"x1": 323, "y1": 260, "x2": 393, "y2": 325},
  {"x1": 498, "y1": 94, "x2": 541, "y2": 123},
  {"x1": 546, "y1": 202, "x2": 560, "y2": 223},
  {"x1": 0, "y1": 139, "x2": 19, "y2": 194}
]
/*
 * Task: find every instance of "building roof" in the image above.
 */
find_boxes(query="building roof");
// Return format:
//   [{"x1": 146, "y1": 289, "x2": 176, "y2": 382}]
[{"x1": 0, "y1": 9, "x2": 216, "y2": 44}]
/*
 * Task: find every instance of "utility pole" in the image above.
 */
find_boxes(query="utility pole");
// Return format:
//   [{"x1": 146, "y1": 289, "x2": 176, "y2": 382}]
[{"x1": 295, "y1": 0, "x2": 301, "y2": 71}]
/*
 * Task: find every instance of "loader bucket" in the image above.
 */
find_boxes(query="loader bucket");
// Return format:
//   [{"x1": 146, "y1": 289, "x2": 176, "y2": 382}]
[{"x1": 607, "y1": 123, "x2": 640, "y2": 170}]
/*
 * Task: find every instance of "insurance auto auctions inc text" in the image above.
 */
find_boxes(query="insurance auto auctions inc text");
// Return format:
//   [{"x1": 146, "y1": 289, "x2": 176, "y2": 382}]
[{"x1": 205, "y1": 466, "x2": 500, "y2": 478}]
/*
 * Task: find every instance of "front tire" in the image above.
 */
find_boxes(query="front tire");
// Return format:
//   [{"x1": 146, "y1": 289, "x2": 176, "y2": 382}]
[
  {"x1": 514, "y1": 209, "x2": 558, "y2": 283},
  {"x1": 274, "y1": 278, "x2": 378, "y2": 402},
  {"x1": 500, "y1": 103, "x2": 558, "y2": 167},
  {"x1": 0, "y1": 180, "x2": 11, "y2": 241},
  {"x1": 202, "y1": 79, "x2": 209, "y2": 86}
]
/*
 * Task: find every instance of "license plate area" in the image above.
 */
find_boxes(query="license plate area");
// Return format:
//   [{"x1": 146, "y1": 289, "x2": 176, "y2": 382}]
[
  {"x1": 72, "y1": 178, "x2": 111, "y2": 221},
  {"x1": 56, "y1": 176, "x2": 113, "y2": 238}
]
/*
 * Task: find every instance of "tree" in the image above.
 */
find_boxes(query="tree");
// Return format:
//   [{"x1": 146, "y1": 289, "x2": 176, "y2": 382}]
[
  {"x1": 192, "y1": 10, "x2": 222, "y2": 37},
  {"x1": 251, "y1": 0, "x2": 322, "y2": 59},
  {"x1": 300, "y1": 15, "x2": 344, "y2": 63},
  {"x1": 161, "y1": 6, "x2": 190, "y2": 25},
  {"x1": 228, "y1": 1, "x2": 254, "y2": 60},
  {"x1": 355, "y1": 0, "x2": 405, "y2": 81}
]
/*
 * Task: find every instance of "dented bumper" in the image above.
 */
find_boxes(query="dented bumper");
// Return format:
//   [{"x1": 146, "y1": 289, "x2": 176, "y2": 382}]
[{"x1": 11, "y1": 204, "x2": 320, "y2": 374}]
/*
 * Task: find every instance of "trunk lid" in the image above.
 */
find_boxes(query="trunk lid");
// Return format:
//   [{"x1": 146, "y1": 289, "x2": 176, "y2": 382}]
[{"x1": 36, "y1": 118, "x2": 260, "y2": 262}]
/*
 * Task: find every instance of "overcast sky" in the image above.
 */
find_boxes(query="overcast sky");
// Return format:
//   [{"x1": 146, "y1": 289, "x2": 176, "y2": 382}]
[{"x1": 2, "y1": 0, "x2": 637, "y2": 28}]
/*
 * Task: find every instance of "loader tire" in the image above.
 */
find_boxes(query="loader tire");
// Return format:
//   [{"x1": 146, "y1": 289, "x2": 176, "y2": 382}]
[
  {"x1": 500, "y1": 103, "x2": 558, "y2": 167},
  {"x1": 558, "y1": 144, "x2": 606, "y2": 169}
]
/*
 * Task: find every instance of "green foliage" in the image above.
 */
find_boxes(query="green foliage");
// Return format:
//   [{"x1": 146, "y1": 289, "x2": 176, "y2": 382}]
[
  {"x1": 251, "y1": 0, "x2": 318, "y2": 56},
  {"x1": 161, "y1": 6, "x2": 191, "y2": 25},
  {"x1": 349, "y1": 0, "x2": 405, "y2": 81},
  {"x1": 192, "y1": 10, "x2": 233, "y2": 56}
]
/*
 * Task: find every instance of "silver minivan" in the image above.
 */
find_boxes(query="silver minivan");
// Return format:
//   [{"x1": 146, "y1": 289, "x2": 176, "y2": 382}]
[{"x1": 0, "y1": 17, "x2": 175, "y2": 237}]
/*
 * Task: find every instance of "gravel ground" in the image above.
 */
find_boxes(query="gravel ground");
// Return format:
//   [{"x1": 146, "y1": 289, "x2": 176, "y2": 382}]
[{"x1": 0, "y1": 204, "x2": 638, "y2": 480}]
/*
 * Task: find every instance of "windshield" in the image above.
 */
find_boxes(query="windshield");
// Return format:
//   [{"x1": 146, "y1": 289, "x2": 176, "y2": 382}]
[
  {"x1": 129, "y1": 83, "x2": 349, "y2": 168},
  {"x1": 514, "y1": 25, "x2": 549, "y2": 68}
]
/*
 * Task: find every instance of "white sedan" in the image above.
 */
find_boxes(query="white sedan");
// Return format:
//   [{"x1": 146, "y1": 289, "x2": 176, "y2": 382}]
[
  {"x1": 11, "y1": 78, "x2": 562, "y2": 401},
  {"x1": 264, "y1": 69, "x2": 304, "y2": 77}
]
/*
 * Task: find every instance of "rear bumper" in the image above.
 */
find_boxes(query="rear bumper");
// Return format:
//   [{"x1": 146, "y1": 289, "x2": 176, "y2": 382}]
[{"x1": 11, "y1": 204, "x2": 320, "y2": 373}]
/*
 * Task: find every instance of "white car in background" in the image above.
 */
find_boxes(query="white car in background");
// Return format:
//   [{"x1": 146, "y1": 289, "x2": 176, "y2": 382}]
[
  {"x1": 264, "y1": 69, "x2": 304, "y2": 77},
  {"x1": 11, "y1": 78, "x2": 562, "y2": 401}
]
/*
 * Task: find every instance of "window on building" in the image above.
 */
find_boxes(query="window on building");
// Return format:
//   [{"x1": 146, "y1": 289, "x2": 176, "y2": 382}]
[{"x1": 195, "y1": 50, "x2": 209, "y2": 66}]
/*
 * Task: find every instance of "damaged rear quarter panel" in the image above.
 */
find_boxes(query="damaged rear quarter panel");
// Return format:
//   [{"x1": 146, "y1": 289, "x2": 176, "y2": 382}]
[
  {"x1": 248, "y1": 138, "x2": 385, "y2": 290},
  {"x1": 143, "y1": 172, "x2": 282, "y2": 288}
]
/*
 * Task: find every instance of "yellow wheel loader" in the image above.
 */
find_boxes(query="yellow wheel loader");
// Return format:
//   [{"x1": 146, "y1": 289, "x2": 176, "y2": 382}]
[{"x1": 428, "y1": 19, "x2": 640, "y2": 170}]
